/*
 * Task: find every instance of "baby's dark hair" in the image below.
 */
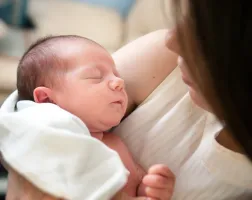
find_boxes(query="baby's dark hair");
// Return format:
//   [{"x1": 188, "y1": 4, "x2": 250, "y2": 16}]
[{"x1": 17, "y1": 35, "x2": 102, "y2": 101}]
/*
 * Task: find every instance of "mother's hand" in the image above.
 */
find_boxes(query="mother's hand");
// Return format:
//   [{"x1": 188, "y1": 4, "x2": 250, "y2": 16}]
[{"x1": 6, "y1": 168, "x2": 60, "y2": 200}]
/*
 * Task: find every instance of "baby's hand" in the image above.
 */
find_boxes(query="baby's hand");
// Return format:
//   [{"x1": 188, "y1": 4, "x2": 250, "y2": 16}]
[{"x1": 142, "y1": 164, "x2": 175, "y2": 200}]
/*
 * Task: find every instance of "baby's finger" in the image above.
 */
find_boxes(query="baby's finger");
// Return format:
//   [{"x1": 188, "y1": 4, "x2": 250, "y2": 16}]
[
  {"x1": 143, "y1": 174, "x2": 172, "y2": 189},
  {"x1": 148, "y1": 165, "x2": 174, "y2": 179},
  {"x1": 145, "y1": 187, "x2": 173, "y2": 200}
]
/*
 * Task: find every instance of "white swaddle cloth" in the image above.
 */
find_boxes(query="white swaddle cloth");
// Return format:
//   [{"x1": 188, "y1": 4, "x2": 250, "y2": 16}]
[{"x1": 0, "y1": 91, "x2": 129, "y2": 200}]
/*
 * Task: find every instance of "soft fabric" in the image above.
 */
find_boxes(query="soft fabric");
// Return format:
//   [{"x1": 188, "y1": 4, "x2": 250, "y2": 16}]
[
  {"x1": 0, "y1": 0, "x2": 28, "y2": 27},
  {"x1": 28, "y1": 0, "x2": 123, "y2": 53},
  {"x1": 0, "y1": 91, "x2": 129, "y2": 200},
  {"x1": 124, "y1": 0, "x2": 174, "y2": 44},
  {"x1": 0, "y1": 27, "x2": 26, "y2": 57},
  {"x1": 0, "y1": 19, "x2": 7, "y2": 39},
  {"x1": 73, "y1": 0, "x2": 136, "y2": 18},
  {"x1": 0, "y1": 57, "x2": 18, "y2": 91},
  {"x1": 114, "y1": 67, "x2": 252, "y2": 199}
]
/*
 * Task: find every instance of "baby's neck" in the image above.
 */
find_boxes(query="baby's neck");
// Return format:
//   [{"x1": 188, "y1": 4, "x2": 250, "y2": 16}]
[{"x1": 91, "y1": 132, "x2": 104, "y2": 141}]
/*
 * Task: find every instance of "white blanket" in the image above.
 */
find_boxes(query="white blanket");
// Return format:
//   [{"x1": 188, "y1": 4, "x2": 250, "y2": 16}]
[{"x1": 0, "y1": 91, "x2": 129, "y2": 200}]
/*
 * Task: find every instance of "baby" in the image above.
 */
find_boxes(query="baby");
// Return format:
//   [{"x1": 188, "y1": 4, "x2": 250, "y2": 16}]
[{"x1": 16, "y1": 35, "x2": 174, "y2": 199}]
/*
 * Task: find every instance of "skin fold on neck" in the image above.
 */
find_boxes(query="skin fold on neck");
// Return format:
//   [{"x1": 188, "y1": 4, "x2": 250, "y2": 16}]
[{"x1": 91, "y1": 132, "x2": 104, "y2": 141}]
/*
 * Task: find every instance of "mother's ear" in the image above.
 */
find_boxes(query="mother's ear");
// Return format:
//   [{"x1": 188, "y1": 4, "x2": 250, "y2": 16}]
[{"x1": 33, "y1": 87, "x2": 55, "y2": 103}]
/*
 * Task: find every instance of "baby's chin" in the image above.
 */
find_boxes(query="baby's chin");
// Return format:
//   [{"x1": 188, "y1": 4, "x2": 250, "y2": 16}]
[
  {"x1": 90, "y1": 116, "x2": 123, "y2": 133},
  {"x1": 103, "y1": 118, "x2": 122, "y2": 131}
]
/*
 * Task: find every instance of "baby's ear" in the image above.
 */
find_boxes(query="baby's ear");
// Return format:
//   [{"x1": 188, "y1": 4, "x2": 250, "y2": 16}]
[{"x1": 33, "y1": 87, "x2": 54, "y2": 103}]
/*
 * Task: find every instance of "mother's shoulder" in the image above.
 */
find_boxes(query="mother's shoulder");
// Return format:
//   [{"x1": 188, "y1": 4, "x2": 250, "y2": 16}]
[{"x1": 113, "y1": 30, "x2": 178, "y2": 115}]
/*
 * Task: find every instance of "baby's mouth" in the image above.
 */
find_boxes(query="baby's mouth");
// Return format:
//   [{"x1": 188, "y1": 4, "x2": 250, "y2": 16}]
[{"x1": 113, "y1": 100, "x2": 123, "y2": 104}]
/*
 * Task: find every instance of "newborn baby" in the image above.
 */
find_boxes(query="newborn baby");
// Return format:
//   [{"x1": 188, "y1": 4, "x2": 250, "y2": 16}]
[{"x1": 16, "y1": 35, "x2": 174, "y2": 199}]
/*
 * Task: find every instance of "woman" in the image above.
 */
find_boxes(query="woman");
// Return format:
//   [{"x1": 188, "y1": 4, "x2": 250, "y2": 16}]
[{"x1": 4, "y1": 0, "x2": 252, "y2": 199}]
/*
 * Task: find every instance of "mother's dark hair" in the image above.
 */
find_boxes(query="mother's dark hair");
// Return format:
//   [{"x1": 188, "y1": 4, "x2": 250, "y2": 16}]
[{"x1": 172, "y1": 0, "x2": 252, "y2": 158}]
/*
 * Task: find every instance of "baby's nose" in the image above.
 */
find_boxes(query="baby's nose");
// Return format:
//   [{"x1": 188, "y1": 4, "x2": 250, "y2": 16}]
[{"x1": 109, "y1": 77, "x2": 125, "y2": 91}]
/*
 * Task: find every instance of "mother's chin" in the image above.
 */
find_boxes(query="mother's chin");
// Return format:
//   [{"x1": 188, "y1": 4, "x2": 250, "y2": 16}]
[
  {"x1": 188, "y1": 86, "x2": 211, "y2": 112},
  {"x1": 180, "y1": 67, "x2": 211, "y2": 112}
]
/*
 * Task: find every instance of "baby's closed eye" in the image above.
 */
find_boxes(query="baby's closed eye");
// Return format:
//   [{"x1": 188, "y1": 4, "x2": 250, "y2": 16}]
[
  {"x1": 86, "y1": 74, "x2": 102, "y2": 79},
  {"x1": 83, "y1": 68, "x2": 102, "y2": 80}
]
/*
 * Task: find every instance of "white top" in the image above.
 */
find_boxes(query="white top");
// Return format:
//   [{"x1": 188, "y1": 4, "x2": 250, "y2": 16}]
[
  {"x1": 0, "y1": 95, "x2": 129, "y2": 200},
  {"x1": 114, "y1": 67, "x2": 252, "y2": 199}
]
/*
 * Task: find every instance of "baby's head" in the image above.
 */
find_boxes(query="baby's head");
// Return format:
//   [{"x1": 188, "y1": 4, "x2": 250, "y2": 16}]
[{"x1": 17, "y1": 35, "x2": 128, "y2": 132}]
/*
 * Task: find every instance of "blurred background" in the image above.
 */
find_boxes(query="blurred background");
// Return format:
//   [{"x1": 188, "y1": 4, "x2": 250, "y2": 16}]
[{"x1": 0, "y1": 0, "x2": 172, "y2": 198}]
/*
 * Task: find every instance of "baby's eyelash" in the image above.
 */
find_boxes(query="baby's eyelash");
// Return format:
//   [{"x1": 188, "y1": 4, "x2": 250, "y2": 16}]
[
  {"x1": 85, "y1": 75, "x2": 102, "y2": 79},
  {"x1": 88, "y1": 71, "x2": 103, "y2": 79},
  {"x1": 91, "y1": 75, "x2": 102, "y2": 79}
]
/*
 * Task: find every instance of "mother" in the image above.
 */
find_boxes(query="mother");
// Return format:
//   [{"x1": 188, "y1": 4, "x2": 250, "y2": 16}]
[{"x1": 4, "y1": 0, "x2": 252, "y2": 199}]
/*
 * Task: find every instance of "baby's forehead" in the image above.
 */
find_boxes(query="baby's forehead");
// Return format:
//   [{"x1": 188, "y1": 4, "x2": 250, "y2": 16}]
[
  {"x1": 52, "y1": 38, "x2": 97, "y2": 56},
  {"x1": 54, "y1": 40, "x2": 114, "y2": 67}
]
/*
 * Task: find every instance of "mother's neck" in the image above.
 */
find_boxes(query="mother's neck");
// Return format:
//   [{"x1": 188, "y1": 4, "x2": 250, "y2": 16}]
[{"x1": 197, "y1": 100, "x2": 244, "y2": 154}]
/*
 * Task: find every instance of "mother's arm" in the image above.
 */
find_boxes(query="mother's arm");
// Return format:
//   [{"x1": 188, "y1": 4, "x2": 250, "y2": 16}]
[
  {"x1": 112, "y1": 29, "x2": 178, "y2": 115},
  {"x1": 5, "y1": 168, "x2": 59, "y2": 200}
]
